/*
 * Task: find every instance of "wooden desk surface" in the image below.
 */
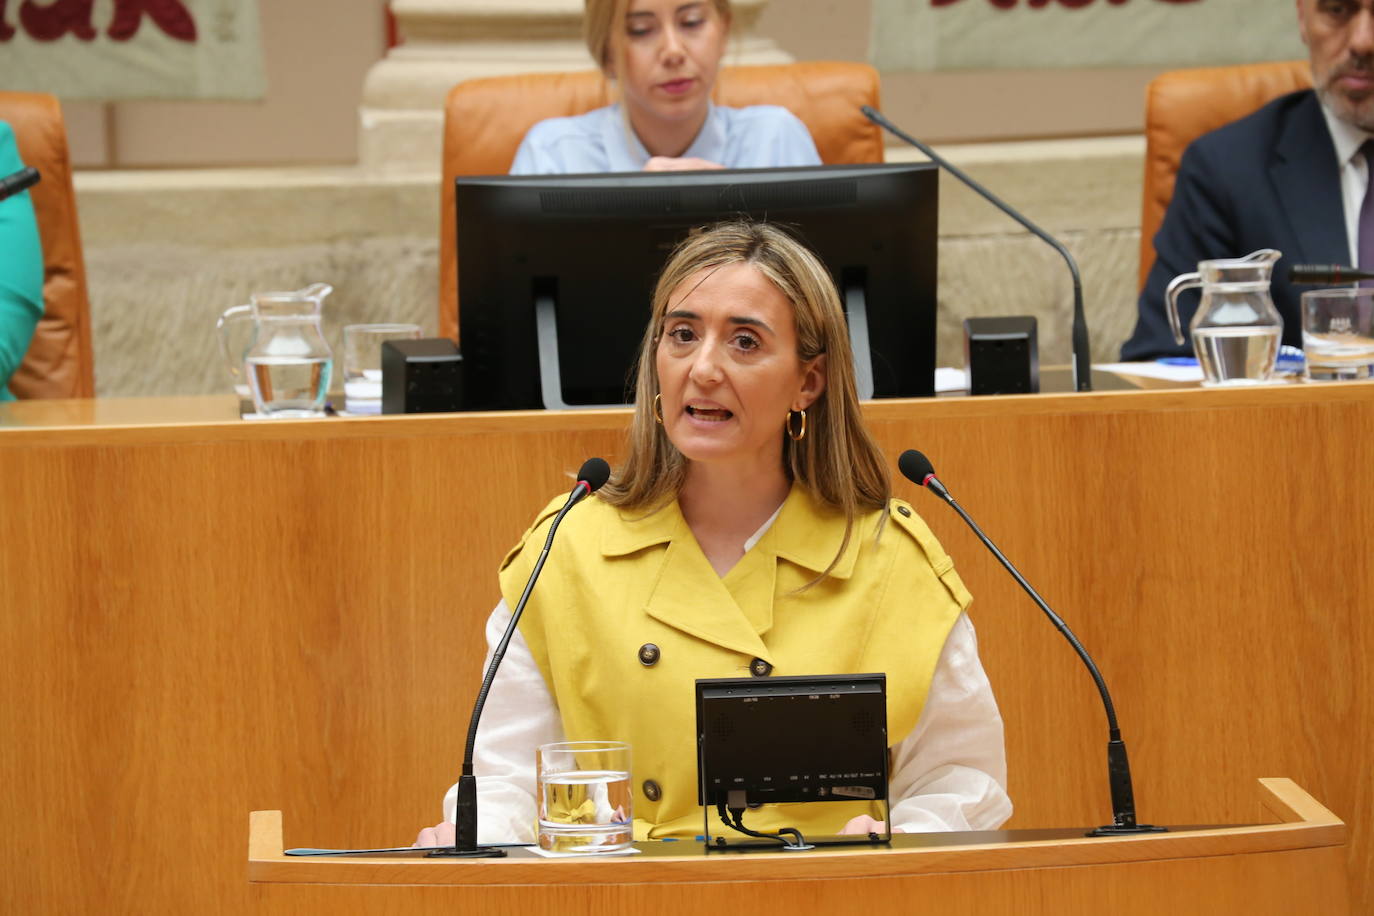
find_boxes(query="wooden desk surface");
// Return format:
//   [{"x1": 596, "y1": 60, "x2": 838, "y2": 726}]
[
  {"x1": 2, "y1": 383, "x2": 1372, "y2": 912},
  {"x1": 242, "y1": 780, "x2": 1350, "y2": 913}
]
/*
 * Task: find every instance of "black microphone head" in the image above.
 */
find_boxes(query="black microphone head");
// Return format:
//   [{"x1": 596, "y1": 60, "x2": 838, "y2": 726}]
[
  {"x1": 577, "y1": 457, "x2": 611, "y2": 493},
  {"x1": 1288, "y1": 263, "x2": 1372, "y2": 285},
  {"x1": 898, "y1": 449, "x2": 935, "y2": 486}
]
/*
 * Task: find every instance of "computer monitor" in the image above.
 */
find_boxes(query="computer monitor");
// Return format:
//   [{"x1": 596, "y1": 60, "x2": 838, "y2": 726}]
[
  {"x1": 454, "y1": 163, "x2": 938, "y2": 411},
  {"x1": 695, "y1": 672, "x2": 889, "y2": 848}
]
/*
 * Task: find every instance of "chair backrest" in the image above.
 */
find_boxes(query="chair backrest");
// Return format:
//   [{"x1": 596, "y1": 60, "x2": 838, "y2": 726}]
[
  {"x1": 437, "y1": 61, "x2": 885, "y2": 340},
  {"x1": 0, "y1": 91, "x2": 94, "y2": 399},
  {"x1": 1139, "y1": 60, "x2": 1313, "y2": 290}
]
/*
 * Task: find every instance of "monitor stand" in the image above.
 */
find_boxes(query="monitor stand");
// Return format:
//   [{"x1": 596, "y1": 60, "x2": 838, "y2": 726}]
[
  {"x1": 844, "y1": 277, "x2": 876, "y2": 401},
  {"x1": 534, "y1": 290, "x2": 623, "y2": 411}
]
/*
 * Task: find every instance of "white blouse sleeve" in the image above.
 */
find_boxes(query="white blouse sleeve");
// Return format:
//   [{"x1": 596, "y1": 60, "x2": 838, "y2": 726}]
[
  {"x1": 441, "y1": 599, "x2": 563, "y2": 844},
  {"x1": 887, "y1": 611, "x2": 1013, "y2": 832}
]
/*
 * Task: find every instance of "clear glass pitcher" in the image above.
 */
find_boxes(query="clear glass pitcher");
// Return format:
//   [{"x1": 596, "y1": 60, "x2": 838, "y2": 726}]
[
  {"x1": 1166, "y1": 249, "x2": 1283, "y2": 386},
  {"x1": 215, "y1": 283, "x2": 334, "y2": 417}
]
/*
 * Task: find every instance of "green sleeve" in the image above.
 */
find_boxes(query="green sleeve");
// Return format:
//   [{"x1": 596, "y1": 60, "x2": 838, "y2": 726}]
[{"x1": 0, "y1": 121, "x2": 45, "y2": 400}]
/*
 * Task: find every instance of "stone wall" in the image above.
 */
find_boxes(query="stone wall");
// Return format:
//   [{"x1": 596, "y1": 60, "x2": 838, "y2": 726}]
[{"x1": 75, "y1": 136, "x2": 1145, "y2": 398}]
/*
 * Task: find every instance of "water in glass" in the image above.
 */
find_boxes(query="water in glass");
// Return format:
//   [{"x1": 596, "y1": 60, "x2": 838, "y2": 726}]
[
  {"x1": 1193, "y1": 326, "x2": 1281, "y2": 386},
  {"x1": 246, "y1": 356, "x2": 331, "y2": 417},
  {"x1": 538, "y1": 768, "x2": 634, "y2": 853}
]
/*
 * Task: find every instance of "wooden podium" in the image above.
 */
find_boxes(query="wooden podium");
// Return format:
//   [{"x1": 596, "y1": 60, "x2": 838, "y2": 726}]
[
  {"x1": 3, "y1": 383, "x2": 1373, "y2": 911},
  {"x1": 248, "y1": 779, "x2": 1347, "y2": 914}
]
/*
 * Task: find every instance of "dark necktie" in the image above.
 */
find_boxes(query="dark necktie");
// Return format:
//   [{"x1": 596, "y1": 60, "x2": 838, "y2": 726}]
[{"x1": 1358, "y1": 139, "x2": 1374, "y2": 273}]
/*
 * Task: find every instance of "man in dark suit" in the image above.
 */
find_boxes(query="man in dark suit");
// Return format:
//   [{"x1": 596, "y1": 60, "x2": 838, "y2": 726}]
[{"x1": 1122, "y1": 0, "x2": 1374, "y2": 360}]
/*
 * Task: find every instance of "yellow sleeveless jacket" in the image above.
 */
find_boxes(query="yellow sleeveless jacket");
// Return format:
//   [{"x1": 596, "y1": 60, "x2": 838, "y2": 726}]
[{"x1": 500, "y1": 484, "x2": 970, "y2": 840}]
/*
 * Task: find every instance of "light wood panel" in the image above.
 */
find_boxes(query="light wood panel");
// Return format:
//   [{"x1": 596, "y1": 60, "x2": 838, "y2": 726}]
[
  {"x1": 0, "y1": 384, "x2": 1371, "y2": 911},
  {"x1": 241, "y1": 781, "x2": 1349, "y2": 914}
]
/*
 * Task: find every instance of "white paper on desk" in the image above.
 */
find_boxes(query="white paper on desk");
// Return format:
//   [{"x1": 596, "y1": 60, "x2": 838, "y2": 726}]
[
  {"x1": 935, "y1": 367, "x2": 968, "y2": 393},
  {"x1": 525, "y1": 844, "x2": 642, "y2": 858},
  {"x1": 1096, "y1": 361, "x2": 1205, "y2": 383}
]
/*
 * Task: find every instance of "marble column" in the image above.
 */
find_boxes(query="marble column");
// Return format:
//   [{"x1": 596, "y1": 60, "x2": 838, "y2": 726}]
[{"x1": 359, "y1": 0, "x2": 791, "y2": 171}]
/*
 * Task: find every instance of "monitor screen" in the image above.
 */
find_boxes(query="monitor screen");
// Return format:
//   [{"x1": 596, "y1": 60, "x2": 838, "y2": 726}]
[
  {"x1": 455, "y1": 163, "x2": 938, "y2": 411},
  {"x1": 695, "y1": 673, "x2": 888, "y2": 807}
]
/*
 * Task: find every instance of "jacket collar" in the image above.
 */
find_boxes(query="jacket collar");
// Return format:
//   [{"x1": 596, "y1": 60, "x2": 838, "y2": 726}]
[
  {"x1": 600, "y1": 484, "x2": 865, "y2": 579},
  {"x1": 1272, "y1": 91, "x2": 1348, "y2": 265},
  {"x1": 599, "y1": 485, "x2": 873, "y2": 661}
]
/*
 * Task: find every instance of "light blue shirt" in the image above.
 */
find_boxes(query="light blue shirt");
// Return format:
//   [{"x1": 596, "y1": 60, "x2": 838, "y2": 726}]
[{"x1": 510, "y1": 103, "x2": 822, "y2": 175}]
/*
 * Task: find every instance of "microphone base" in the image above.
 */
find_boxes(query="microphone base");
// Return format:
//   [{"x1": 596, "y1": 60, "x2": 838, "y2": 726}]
[
  {"x1": 424, "y1": 845, "x2": 509, "y2": 858},
  {"x1": 1086, "y1": 824, "x2": 1169, "y2": 837}
]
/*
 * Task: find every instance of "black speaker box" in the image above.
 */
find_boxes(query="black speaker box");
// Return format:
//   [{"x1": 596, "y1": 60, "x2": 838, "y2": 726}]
[
  {"x1": 381, "y1": 338, "x2": 465, "y2": 414},
  {"x1": 964, "y1": 316, "x2": 1039, "y2": 396}
]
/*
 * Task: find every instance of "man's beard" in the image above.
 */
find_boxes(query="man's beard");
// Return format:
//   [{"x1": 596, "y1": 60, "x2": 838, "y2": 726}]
[{"x1": 1320, "y1": 55, "x2": 1374, "y2": 132}]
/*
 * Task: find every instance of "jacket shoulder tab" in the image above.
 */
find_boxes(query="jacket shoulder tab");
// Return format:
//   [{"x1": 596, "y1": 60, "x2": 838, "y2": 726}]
[
  {"x1": 886, "y1": 497, "x2": 973, "y2": 610},
  {"x1": 499, "y1": 494, "x2": 568, "y2": 573}
]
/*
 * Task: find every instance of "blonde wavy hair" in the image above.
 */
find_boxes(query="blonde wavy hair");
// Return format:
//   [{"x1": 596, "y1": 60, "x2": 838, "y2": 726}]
[{"x1": 600, "y1": 220, "x2": 891, "y2": 578}]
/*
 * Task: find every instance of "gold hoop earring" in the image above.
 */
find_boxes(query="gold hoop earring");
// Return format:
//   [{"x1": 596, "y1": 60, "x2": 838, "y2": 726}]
[
  {"x1": 786, "y1": 409, "x2": 806, "y2": 441},
  {"x1": 653, "y1": 393, "x2": 664, "y2": 425}
]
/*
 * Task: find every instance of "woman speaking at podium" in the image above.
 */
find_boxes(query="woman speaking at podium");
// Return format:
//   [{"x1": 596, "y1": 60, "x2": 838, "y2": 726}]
[
  {"x1": 510, "y1": 0, "x2": 821, "y2": 174},
  {"x1": 417, "y1": 221, "x2": 1011, "y2": 846}
]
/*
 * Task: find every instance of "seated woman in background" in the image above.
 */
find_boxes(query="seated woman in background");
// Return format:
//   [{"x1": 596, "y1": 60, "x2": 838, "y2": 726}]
[
  {"x1": 511, "y1": 0, "x2": 822, "y2": 174},
  {"x1": 416, "y1": 221, "x2": 1011, "y2": 846},
  {"x1": 0, "y1": 120, "x2": 44, "y2": 402}
]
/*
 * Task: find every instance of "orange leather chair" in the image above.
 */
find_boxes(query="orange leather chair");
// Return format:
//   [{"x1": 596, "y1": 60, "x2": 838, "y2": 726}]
[
  {"x1": 1139, "y1": 60, "x2": 1313, "y2": 290},
  {"x1": 0, "y1": 91, "x2": 94, "y2": 399},
  {"x1": 438, "y1": 61, "x2": 885, "y2": 341}
]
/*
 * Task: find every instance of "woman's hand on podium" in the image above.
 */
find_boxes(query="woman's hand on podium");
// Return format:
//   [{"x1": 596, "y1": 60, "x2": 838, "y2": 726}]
[
  {"x1": 839, "y1": 815, "x2": 904, "y2": 836},
  {"x1": 413, "y1": 820, "x2": 455, "y2": 848}
]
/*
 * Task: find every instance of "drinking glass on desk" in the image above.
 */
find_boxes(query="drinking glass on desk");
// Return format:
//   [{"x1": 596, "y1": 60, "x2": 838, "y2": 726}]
[
  {"x1": 342, "y1": 323, "x2": 422, "y2": 414},
  {"x1": 537, "y1": 741, "x2": 633, "y2": 854},
  {"x1": 1301, "y1": 288, "x2": 1374, "y2": 381}
]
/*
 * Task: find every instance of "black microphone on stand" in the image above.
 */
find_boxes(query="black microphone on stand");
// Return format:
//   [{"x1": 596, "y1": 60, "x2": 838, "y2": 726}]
[
  {"x1": 897, "y1": 450, "x2": 1164, "y2": 836},
  {"x1": 861, "y1": 106, "x2": 1093, "y2": 393},
  {"x1": 0, "y1": 166, "x2": 40, "y2": 203},
  {"x1": 430, "y1": 456, "x2": 612, "y2": 857},
  {"x1": 1288, "y1": 264, "x2": 1374, "y2": 284}
]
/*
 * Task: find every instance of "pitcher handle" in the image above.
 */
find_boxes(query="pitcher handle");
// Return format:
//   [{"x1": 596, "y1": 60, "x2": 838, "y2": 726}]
[
  {"x1": 1240, "y1": 248, "x2": 1281, "y2": 265},
  {"x1": 215, "y1": 304, "x2": 254, "y2": 381},
  {"x1": 1164, "y1": 272, "x2": 1202, "y2": 348}
]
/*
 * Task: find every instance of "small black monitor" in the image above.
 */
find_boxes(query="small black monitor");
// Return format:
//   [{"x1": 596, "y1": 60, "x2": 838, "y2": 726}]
[
  {"x1": 455, "y1": 163, "x2": 938, "y2": 411},
  {"x1": 695, "y1": 672, "x2": 890, "y2": 848}
]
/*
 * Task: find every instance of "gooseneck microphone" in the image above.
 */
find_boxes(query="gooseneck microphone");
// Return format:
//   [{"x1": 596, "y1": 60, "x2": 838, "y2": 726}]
[
  {"x1": 1288, "y1": 264, "x2": 1374, "y2": 284},
  {"x1": 0, "y1": 166, "x2": 40, "y2": 203},
  {"x1": 898, "y1": 450, "x2": 1164, "y2": 836},
  {"x1": 431, "y1": 456, "x2": 612, "y2": 857},
  {"x1": 862, "y1": 107, "x2": 1093, "y2": 393}
]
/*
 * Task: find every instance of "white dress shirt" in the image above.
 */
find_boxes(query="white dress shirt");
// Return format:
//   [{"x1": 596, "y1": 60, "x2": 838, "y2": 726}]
[{"x1": 1319, "y1": 102, "x2": 1374, "y2": 266}]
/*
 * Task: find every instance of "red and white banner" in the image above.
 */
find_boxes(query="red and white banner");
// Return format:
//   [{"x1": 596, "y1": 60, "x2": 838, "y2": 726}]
[
  {"x1": 0, "y1": 0, "x2": 264, "y2": 100},
  {"x1": 871, "y1": 0, "x2": 1306, "y2": 70}
]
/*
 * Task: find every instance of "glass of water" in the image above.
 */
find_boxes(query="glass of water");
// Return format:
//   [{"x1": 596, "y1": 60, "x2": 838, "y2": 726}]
[
  {"x1": 342, "y1": 323, "x2": 422, "y2": 415},
  {"x1": 1301, "y1": 288, "x2": 1374, "y2": 381},
  {"x1": 536, "y1": 740, "x2": 633, "y2": 853}
]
